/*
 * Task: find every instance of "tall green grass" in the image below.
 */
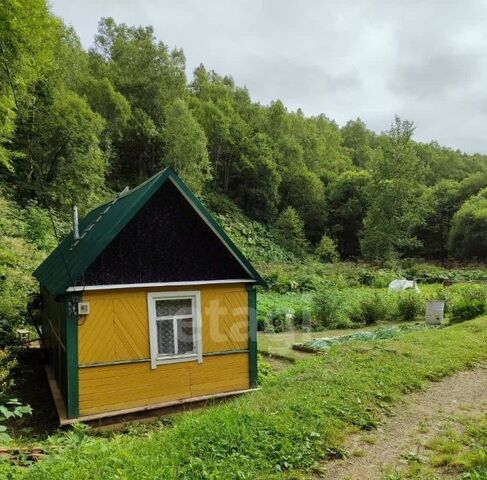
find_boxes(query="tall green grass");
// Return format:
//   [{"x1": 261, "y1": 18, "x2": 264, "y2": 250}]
[{"x1": 4, "y1": 317, "x2": 487, "y2": 479}]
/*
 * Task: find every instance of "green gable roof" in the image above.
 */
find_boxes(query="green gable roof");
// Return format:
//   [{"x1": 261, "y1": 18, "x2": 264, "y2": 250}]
[{"x1": 34, "y1": 168, "x2": 265, "y2": 294}]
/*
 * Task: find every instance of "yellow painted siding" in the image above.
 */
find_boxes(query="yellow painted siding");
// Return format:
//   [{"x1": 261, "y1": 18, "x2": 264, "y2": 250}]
[
  {"x1": 79, "y1": 284, "x2": 248, "y2": 364},
  {"x1": 79, "y1": 353, "x2": 249, "y2": 415},
  {"x1": 77, "y1": 284, "x2": 250, "y2": 415}
]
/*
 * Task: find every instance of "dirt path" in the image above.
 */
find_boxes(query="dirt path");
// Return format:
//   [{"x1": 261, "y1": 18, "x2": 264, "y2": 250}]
[{"x1": 318, "y1": 364, "x2": 487, "y2": 480}]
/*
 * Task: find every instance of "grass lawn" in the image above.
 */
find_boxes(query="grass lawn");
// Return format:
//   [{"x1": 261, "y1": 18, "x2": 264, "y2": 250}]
[{"x1": 3, "y1": 316, "x2": 487, "y2": 479}]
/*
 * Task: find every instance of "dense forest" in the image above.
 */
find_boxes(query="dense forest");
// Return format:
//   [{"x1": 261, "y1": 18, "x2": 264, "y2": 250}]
[{"x1": 1, "y1": 0, "x2": 487, "y2": 274}]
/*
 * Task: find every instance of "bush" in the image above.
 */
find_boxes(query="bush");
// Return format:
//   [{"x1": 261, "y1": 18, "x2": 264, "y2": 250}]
[
  {"x1": 257, "y1": 355, "x2": 275, "y2": 384},
  {"x1": 449, "y1": 188, "x2": 487, "y2": 261},
  {"x1": 258, "y1": 292, "x2": 313, "y2": 331},
  {"x1": 0, "y1": 349, "x2": 15, "y2": 400},
  {"x1": 354, "y1": 293, "x2": 388, "y2": 325},
  {"x1": 450, "y1": 284, "x2": 487, "y2": 323},
  {"x1": 316, "y1": 234, "x2": 340, "y2": 263},
  {"x1": 205, "y1": 193, "x2": 296, "y2": 264},
  {"x1": 0, "y1": 192, "x2": 48, "y2": 347},
  {"x1": 292, "y1": 306, "x2": 313, "y2": 331},
  {"x1": 274, "y1": 207, "x2": 308, "y2": 256},
  {"x1": 265, "y1": 309, "x2": 293, "y2": 333},
  {"x1": 451, "y1": 300, "x2": 486, "y2": 323},
  {"x1": 257, "y1": 315, "x2": 267, "y2": 332},
  {"x1": 313, "y1": 289, "x2": 354, "y2": 329},
  {"x1": 397, "y1": 291, "x2": 423, "y2": 321}
]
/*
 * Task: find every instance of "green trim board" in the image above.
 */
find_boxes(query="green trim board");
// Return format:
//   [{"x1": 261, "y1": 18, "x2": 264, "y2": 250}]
[
  {"x1": 34, "y1": 167, "x2": 265, "y2": 295},
  {"x1": 247, "y1": 285, "x2": 258, "y2": 388},
  {"x1": 78, "y1": 349, "x2": 250, "y2": 368},
  {"x1": 65, "y1": 292, "x2": 80, "y2": 418}
]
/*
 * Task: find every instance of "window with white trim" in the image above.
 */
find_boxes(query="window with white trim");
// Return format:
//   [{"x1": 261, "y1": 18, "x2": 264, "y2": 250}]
[{"x1": 148, "y1": 292, "x2": 202, "y2": 368}]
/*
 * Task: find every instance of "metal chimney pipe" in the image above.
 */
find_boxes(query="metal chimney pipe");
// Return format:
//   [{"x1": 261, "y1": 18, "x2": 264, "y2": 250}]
[{"x1": 72, "y1": 205, "x2": 79, "y2": 240}]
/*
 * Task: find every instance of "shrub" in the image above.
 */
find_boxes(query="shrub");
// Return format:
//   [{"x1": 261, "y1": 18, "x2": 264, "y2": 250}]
[
  {"x1": 0, "y1": 349, "x2": 31, "y2": 442},
  {"x1": 205, "y1": 193, "x2": 296, "y2": 264},
  {"x1": 449, "y1": 188, "x2": 487, "y2": 261},
  {"x1": 257, "y1": 355, "x2": 275, "y2": 384},
  {"x1": 313, "y1": 289, "x2": 354, "y2": 329},
  {"x1": 257, "y1": 315, "x2": 267, "y2": 332},
  {"x1": 265, "y1": 309, "x2": 293, "y2": 333},
  {"x1": 316, "y1": 234, "x2": 340, "y2": 263},
  {"x1": 292, "y1": 306, "x2": 313, "y2": 331},
  {"x1": 0, "y1": 349, "x2": 15, "y2": 399},
  {"x1": 258, "y1": 292, "x2": 313, "y2": 331},
  {"x1": 397, "y1": 291, "x2": 423, "y2": 321},
  {"x1": 274, "y1": 207, "x2": 308, "y2": 256},
  {"x1": 450, "y1": 284, "x2": 487, "y2": 323},
  {"x1": 0, "y1": 192, "x2": 47, "y2": 347},
  {"x1": 451, "y1": 300, "x2": 486, "y2": 323},
  {"x1": 354, "y1": 293, "x2": 388, "y2": 325},
  {"x1": 370, "y1": 270, "x2": 399, "y2": 289},
  {"x1": 357, "y1": 269, "x2": 374, "y2": 286}
]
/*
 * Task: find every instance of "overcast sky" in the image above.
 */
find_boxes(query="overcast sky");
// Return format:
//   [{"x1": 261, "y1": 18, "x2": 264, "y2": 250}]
[{"x1": 50, "y1": 0, "x2": 487, "y2": 154}]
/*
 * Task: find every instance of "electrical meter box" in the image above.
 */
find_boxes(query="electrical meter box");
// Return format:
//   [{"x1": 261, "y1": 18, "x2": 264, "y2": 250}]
[{"x1": 77, "y1": 302, "x2": 90, "y2": 315}]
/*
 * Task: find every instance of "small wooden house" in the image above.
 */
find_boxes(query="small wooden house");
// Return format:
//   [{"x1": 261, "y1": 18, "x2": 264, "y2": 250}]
[{"x1": 34, "y1": 168, "x2": 264, "y2": 423}]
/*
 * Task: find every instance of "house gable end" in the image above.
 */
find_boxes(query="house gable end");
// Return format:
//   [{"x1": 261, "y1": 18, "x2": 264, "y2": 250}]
[{"x1": 78, "y1": 180, "x2": 253, "y2": 286}]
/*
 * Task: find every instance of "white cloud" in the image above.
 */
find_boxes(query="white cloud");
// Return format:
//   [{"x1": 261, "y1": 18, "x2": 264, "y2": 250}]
[{"x1": 50, "y1": 0, "x2": 487, "y2": 153}]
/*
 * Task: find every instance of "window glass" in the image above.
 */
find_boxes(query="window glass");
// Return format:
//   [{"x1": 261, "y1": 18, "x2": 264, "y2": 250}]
[
  {"x1": 153, "y1": 298, "x2": 195, "y2": 357},
  {"x1": 177, "y1": 317, "x2": 194, "y2": 354},
  {"x1": 156, "y1": 319, "x2": 174, "y2": 355},
  {"x1": 156, "y1": 299, "x2": 192, "y2": 317}
]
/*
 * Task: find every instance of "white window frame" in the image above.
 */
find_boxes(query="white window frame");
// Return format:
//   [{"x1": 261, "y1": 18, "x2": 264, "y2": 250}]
[{"x1": 147, "y1": 291, "x2": 202, "y2": 369}]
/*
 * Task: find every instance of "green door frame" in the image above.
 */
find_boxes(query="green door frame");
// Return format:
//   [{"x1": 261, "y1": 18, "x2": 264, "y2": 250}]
[
  {"x1": 247, "y1": 285, "x2": 258, "y2": 388},
  {"x1": 65, "y1": 292, "x2": 80, "y2": 418}
]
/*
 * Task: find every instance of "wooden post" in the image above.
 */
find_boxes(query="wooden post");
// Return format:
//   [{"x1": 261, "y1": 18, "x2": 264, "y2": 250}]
[
  {"x1": 65, "y1": 292, "x2": 80, "y2": 418},
  {"x1": 247, "y1": 285, "x2": 258, "y2": 388}
]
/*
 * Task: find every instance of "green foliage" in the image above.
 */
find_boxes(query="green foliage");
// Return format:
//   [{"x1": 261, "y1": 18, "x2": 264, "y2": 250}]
[
  {"x1": 326, "y1": 170, "x2": 371, "y2": 258},
  {"x1": 1, "y1": 5, "x2": 487, "y2": 268},
  {"x1": 451, "y1": 300, "x2": 486, "y2": 323},
  {"x1": 0, "y1": 399, "x2": 32, "y2": 442},
  {"x1": 313, "y1": 289, "x2": 356, "y2": 329},
  {"x1": 449, "y1": 188, "x2": 487, "y2": 261},
  {"x1": 10, "y1": 84, "x2": 107, "y2": 209},
  {"x1": 312, "y1": 286, "x2": 398, "y2": 329},
  {"x1": 203, "y1": 193, "x2": 295, "y2": 264},
  {"x1": 163, "y1": 99, "x2": 212, "y2": 194},
  {"x1": 280, "y1": 167, "x2": 326, "y2": 242},
  {"x1": 257, "y1": 355, "x2": 275, "y2": 384},
  {"x1": 92, "y1": 18, "x2": 186, "y2": 118},
  {"x1": 383, "y1": 413, "x2": 487, "y2": 479},
  {"x1": 316, "y1": 234, "x2": 340, "y2": 263},
  {"x1": 396, "y1": 291, "x2": 423, "y2": 321},
  {"x1": 257, "y1": 292, "x2": 312, "y2": 332},
  {"x1": 450, "y1": 284, "x2": 487, "y2": 323},
  {"x1": 274, "y1": 207, "x2": 308, "y2": 256},
  {"x1": 0, "y1": 350, "x2": 30, "y2": 443},
  {"x1": 230, "y1": 133, "x2": 281, "y2": 220},
  {"x1": 0, "y1": 349, "x2": 15, "y2": 399},
  {"x1": 0, "y1": 0, "x2": 59, "y2": 168},
  {"x1": 361, "y1": 117, "x2": 430, "y2": 261},
  {"x1": 403, "y1": 262, "x2": 487, "y2": 284},
  {"x1": 355, "y1": 293, "x2": 388, "y2": 325},
  {"x1": 341, "y1": 118, "x2": 375, "y2": 167},
  {"x1": 0, "y1": 191, "x2": 49, "y2": 345},
  {"x1": 5, "y1": 317, "x2": 487, "y2": 478}
]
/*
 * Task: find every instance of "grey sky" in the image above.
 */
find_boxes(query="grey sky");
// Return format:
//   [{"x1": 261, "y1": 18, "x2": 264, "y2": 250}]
[{"x1": 50, "y1": 0, "x2": 487, "y2": 153}]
